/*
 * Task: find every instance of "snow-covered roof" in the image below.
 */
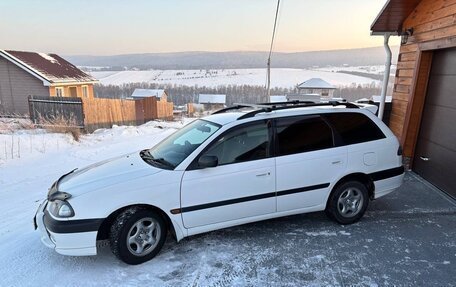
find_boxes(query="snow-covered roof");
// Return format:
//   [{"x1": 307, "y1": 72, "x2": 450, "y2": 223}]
[
  {"x1": 270, "y1": 95, "x2": 287, "y2": 103},
  {"x1": 0, "y1": 50, "x2": 97, "y2": 85},
  {"x1": 131, "y1": 89, "x2": 166, "y2": 98},
  {"x1": 297, "y1": 78, "x2": 336, "y2": 90},
  {"x1": 198, "y1": 94, "x2": 226, "y2": 104}
]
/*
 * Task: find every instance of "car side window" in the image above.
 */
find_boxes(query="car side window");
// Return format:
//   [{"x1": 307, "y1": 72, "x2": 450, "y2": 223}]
[
  {"x1": 276, "y1": 115, "x2": 334, "y2": 156},
  {"x1": 203, "y1": 121, "x2": 270, "y2": 165},
  {"x1": 323, "y1": 112, "x2": 386, "y2": 145}
]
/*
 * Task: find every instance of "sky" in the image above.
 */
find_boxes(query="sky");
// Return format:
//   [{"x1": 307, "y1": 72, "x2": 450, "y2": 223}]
[{"x1": 0, "y1": 0, "x2": 399, "y2": 56}]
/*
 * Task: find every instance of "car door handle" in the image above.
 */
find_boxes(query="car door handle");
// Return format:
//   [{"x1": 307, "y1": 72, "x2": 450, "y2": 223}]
[
  {"x1": 256, "y1": 172, "x2": 271, "y2": 177},
  {"x1": 420, "y1": 156, "x2": 430, "y2": 161},
  {"x1": 332, "y1": 160, "x2": 342, "y2": 164}
]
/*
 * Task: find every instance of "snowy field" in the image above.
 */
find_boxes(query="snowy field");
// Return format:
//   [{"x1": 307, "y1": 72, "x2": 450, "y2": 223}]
[
  {"x1": 90, "y1": 68, "x2": 380, "y2": 88},
  {"x1": 315, "y1": 65, "x2": 395, "y2": 75},
  {"x1": 1, "y1": 120, "x2": 455, "y2": 286}
]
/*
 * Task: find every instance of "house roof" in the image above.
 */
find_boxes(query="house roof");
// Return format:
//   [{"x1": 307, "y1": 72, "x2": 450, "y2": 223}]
[
  {"x1": 371, "y1": 0, "x2": 422, "y2": 33},
  {"x1": 131, "y1": 89, "x2": 166, "y2": 98},
  {"x1": 0, "y1": 49, "x2": 97, "y2": 85},
  {"x1": 198, "y1": 94, "x2": 226, "y2": 104},
  {"x1": 297, "y1": 78, "x2": 336, "y2": 90}
]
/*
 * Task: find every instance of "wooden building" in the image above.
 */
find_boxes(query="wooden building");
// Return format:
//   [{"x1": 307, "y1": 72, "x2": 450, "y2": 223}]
[
  {"x1": 198, "y1": 94, "x2": 226, "y2": 111},
  {"x1": 0, "y1": 50, "x2": 97, "y2": 115},
  {"x1": 371, "y1": 0, "x2": 456, "y2": 198},
  {"x1": 129, "y1": 88, "x2": 174, "y2": 121},
  {"x1": 130, "y1": 89, "x2": 168, "y2": 102}
]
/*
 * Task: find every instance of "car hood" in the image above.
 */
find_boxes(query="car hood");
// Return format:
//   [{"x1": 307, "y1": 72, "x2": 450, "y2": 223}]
[{"x1": 58, "y1": 151, "x2": 162, "y2": 198}]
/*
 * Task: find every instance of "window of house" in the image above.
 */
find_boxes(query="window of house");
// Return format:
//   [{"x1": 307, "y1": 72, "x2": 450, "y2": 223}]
[
  {"x1": 82, "y1": 86, "x2": 89, "y2": 97},
  {"x1": 203, "y1": 121, "x2": 270, "y2": 166},
  {"x1": 276, "y1": 115, "x2": 334, "y2": 156},
  {"x1": 323, "y1": 113, "x2": 386, "y2": 145},
  {"x1": 55, "y1": 87, "x2": 64, "y2": 97}
]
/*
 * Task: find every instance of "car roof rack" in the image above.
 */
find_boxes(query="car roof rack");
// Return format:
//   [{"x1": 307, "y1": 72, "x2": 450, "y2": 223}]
[
  {"x1": 212, "y1": 103, "x2": 274, "y2": 114},
  {"x1": 256, "y1": 100, "x2": 316, "y2": 106},
  {"x1": 212, "y1": 100, "x2": 360, "y2": 120}
]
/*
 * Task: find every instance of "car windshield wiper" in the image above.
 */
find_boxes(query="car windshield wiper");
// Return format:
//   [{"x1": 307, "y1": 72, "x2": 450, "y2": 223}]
[
  {"x1": 140, "y1": 150, "x2": 174, "y2": 169},
  {"x1": 151, "y1": 157, "x2": 174, "y2": 168}
]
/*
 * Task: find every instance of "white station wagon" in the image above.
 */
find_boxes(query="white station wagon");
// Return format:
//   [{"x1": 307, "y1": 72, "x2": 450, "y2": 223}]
[{"x1": 34, "y1": 101, "x2": 404, "y2": 264}]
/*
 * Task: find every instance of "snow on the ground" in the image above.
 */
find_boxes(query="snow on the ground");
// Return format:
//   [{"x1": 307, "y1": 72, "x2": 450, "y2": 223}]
[
  {"x1": 1, "y1": 120, "x2": 455, "y2": 286},
  {"x1": 90, "y1": 68, "x2": 380, "y2": 88},
  {"x1": 0, "y1": 120, "x2": 188, "y2": 285}
]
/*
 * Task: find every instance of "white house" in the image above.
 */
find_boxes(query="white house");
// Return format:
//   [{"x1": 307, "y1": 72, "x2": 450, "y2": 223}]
[{"x1": 296, "y1": 78, "x2": 336, "y2": 99}]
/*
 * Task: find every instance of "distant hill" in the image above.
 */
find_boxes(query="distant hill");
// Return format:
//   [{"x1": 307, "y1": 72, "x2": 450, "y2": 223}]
[{"x1": 65, "y1": 46, "x2": 399, "y2": 70}]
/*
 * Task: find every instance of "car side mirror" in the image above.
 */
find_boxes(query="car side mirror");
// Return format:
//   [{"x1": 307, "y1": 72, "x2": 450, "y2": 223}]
[{"x1": 198, "y1": 155, "x2": 218, "y2": 168}]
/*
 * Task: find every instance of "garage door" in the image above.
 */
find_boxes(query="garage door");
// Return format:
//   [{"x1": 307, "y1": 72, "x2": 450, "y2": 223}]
[{"x1": 413, "y1": 48, "x2": 456, "y2": 199}]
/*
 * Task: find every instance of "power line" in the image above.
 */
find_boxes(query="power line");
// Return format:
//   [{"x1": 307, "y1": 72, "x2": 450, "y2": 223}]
[{"x1": 266, "y1": 0, "x2": 281, "y2": 102}]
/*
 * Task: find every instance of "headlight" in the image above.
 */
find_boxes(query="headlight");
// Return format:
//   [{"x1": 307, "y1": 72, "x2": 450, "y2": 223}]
[{"x1": 49, "y1": 200, "x2": 75, "y2": 218}]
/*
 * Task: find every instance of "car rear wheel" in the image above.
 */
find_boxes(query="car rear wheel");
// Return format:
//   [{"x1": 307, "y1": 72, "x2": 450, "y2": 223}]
[
  {"x1": 109, "y1": 207, "x2": 167, "y2": 265},
  {"x1": 326, "y1": 181, "x2": 369, "y2": 225}
]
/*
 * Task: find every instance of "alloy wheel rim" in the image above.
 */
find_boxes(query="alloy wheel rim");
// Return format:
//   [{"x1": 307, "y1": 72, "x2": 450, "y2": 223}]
[
  {"x1": 337, "y1": 187, "x2": 364, "y2": 218},
  {"x1": 126, "y1": 217, "x2": 161, "y2": 256}
]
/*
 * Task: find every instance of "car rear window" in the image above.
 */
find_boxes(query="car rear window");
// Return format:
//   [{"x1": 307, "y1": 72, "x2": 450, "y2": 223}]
[
  {"x1": 276, "y1": 115, "x2": 334, "y2": 156},
  {"x1": 323, "y1": 112, "x2": 385, "y2": 145}
]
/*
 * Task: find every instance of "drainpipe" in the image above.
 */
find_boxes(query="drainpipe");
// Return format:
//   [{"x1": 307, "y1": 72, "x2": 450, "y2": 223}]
[{"x1": 379, "y1": 33, "x2": 392, "y2": 120}]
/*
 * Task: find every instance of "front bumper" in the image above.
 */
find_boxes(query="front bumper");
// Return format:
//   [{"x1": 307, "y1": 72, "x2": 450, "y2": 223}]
[{"x1": 34, "y1": 200, "x2": 100, "y2": 256}]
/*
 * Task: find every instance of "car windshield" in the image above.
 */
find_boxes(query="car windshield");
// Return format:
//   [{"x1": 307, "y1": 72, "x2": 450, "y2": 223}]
[{"x1": 141, "y1": 119, "x2": 220, "y2": 169}]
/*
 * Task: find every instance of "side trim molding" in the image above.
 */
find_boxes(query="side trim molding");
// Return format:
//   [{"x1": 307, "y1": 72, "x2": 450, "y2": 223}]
[
  {"x1": 276, "y1": 183, "x2": 330, "y2": 196},
  {"x1": 175, "y1": 183, "x2": 330, "y2": 214}
]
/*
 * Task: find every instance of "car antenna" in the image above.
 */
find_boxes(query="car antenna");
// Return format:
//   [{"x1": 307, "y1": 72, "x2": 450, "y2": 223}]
[{"x1": 266, "y1": 0, "x2": 281, "y2": 103}]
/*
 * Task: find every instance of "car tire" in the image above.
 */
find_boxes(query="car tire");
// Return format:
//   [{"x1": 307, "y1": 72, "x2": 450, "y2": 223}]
[
  {"x1": 325, "y1": 181, "x2": 369, "y2": 225},
  {"x1": 109, "y1": 207, "x2": 167, "y2": 265}
]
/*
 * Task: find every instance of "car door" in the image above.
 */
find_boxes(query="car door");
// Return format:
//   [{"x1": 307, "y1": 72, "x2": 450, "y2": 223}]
[
  {"x1": 274, "y1": 115, "x2": 347, "y2": 212},
  {"x1": 180, "y1": 120, "x2": 276, "y2": 228}
]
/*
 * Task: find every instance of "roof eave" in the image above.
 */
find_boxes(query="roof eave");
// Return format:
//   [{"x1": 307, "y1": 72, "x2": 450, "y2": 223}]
[
  {"x1": 371, "y1": 31, "x2": 400, "y2": 36},
  {"x1": 297, "y1": 86, "x2": 336, "y2": 90},
  {"x1": 49, "y1": 80, "x2": 99, "y2": 86},
  {"x1": 370, "y1": 0, "x2": 422, "y2": 34},
  {"x1": 370, "y1": 0, "x2": 393, "y2": 32}
]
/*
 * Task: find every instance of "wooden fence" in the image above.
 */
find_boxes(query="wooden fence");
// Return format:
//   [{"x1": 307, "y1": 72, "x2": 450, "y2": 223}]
[
  {"x1": 156, "y1": 100, "x2": 174, "y2": 120},
  {"x1": 28, "y1": 96, "x2": 174, "y2": 132},
  {"x1": 83, "y1": 97, "x2": 137, "y2": 131},
  {"x1": 187, "y1": 103, "x2": 195, "y2": 116},
  {"x1": 28, "y1": 96, "x2": 84, "y2": 127}
]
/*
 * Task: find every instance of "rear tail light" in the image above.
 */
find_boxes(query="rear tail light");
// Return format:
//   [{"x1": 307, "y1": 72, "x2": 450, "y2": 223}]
[{"x1": 397, "y1": 145, "x2": 403, "y2": 156}]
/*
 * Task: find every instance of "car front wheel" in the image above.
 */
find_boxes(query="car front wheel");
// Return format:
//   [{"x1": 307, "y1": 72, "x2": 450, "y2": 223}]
[
  {"x1": 326, "y1": 181, "x2": 369, "y2": 225},
  {"x1": 109, "y1": 207, "x2": 167, "y2": 265}
]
